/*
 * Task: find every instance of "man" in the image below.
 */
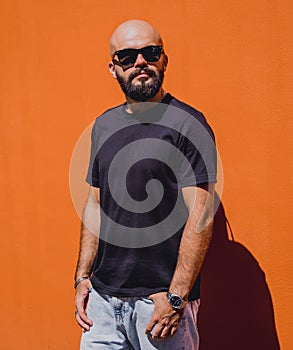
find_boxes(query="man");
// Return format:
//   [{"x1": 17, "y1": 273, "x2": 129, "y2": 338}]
[{"x1": 74, "y1": 19, "x2": 217, "y2": 350}]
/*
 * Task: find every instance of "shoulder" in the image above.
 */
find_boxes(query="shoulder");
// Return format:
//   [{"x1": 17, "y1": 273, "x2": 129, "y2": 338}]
[
  {"x1": 168, "y1": 95, "x2": 206, "y2": 123},
  {"x1": 93, "y1": 103, "x2": 125, "y2": 124},
  {"x1": 90, "y1": 103, "x2": 131, "y2": 146},
  {"x1": 168, "y1": 95, "x2": 215, "y2": 140}
]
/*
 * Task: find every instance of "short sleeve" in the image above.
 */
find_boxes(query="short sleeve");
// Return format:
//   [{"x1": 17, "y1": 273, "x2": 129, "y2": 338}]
[
  {"x1": 177, "y1": 117, "x2": 217, "y2": 187},
  {"x1": 86, "y1": 122, "x2": 100, "y2": 187}
]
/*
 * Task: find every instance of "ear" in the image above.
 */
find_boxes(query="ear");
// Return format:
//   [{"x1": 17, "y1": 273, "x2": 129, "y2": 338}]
[
  {"x1": 108, "y1": 61, "x2": 117, "y2": 79},
  {"x1": 162, "y1": 54, "x2": 168, "y2": 72}
]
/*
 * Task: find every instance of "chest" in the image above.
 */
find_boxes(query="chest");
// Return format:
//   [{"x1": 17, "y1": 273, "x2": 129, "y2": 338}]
[{"x1": 96, "y1": 123, "x2": 181, "y2": 180}]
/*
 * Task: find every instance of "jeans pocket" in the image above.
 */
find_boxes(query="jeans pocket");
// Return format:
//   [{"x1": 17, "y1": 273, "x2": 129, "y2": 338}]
[{"x1": 141, "y1": 296, "x2": 154, "y2": 304}]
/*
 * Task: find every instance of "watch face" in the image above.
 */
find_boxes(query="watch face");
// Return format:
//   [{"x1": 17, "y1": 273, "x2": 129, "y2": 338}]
[{"x1": 169, "y1": 295, "x2": 183, "y2": 309}]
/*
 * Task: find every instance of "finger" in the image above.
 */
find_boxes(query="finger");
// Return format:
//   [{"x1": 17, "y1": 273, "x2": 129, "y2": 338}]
[
  {"x1": 75, "y1": 312, "x2": 91, "y2": 332},
  {"x1": 75, "y1": 289, "x2": 93, "y2": 325},
  {"x1": 145, "y1": 317, "x2": 158, "y2": 334},
  {"x1": 76, "y1": 303, "x2": 93, "y2": 326},
  {"x1": 151, "y1": 323, "x2": 166, "y2": 339},
  {"x1": 161, "y1": 325, "x2": 172, "y2": 338},
  {"x1": 170, "y1": 325, "x2": 178, "y2": 336},
  {"x1": 75, "y1": 295, "x2": 93, "y2": 326}
]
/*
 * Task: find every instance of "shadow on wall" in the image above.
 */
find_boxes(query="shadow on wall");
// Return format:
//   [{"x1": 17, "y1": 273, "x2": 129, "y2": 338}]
[{"x1": 198, "y1": 198, "x2": 280, "y2": 350}]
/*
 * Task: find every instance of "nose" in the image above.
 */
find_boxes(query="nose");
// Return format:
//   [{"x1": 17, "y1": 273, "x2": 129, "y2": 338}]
[{"x1": 134, "y1": 53, "x2": 147, "y2": 67}]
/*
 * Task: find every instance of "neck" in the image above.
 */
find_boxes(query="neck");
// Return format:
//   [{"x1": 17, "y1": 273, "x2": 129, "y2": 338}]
[{"x1": 125, "y1": 89, "x2": 167, "y2": 114}]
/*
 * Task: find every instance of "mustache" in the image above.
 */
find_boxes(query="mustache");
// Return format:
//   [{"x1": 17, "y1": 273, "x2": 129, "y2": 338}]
[{"x1": 129, "y1": 68, "x2": 156, "y2": 82}]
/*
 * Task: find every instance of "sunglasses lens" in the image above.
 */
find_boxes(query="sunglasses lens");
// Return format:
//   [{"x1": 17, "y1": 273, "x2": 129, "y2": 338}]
[
  {"x1": 117, "y1": 49, "x2": 137, "y2": 67},
  {"x1": 115, "y1": 46, "x2": 163, "y2": 68},
  {"x1": 142, "y1": 46, "x2": 162, "y2": 62}
]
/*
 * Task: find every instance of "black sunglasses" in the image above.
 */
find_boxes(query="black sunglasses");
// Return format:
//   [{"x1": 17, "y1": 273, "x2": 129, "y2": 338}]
[{"x1": 112, "y1": 45, "x2": 164, "y2": 69}]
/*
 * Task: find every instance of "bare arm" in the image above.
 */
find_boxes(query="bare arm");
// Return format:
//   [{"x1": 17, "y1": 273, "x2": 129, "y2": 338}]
[
  {"x1": 75, "y1": 186, "x2": 100, "y2": 280},
  {"x1": 146, "y1": 183, "x2": 214, "y2": 338},
  {"x1": 74, "y1": 186, "x2": 100, "y2": 332},
  {"x1": 169, "y1": 183, "x2": 214, "y2": 299}
]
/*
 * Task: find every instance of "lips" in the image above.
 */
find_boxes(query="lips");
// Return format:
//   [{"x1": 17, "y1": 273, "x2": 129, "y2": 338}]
[
  {"x1": 129, "y1": 68, "x2": 155, "y2": 82},
  {"x1": 135, "y1": 71, "x2": 150, "y2": 79}
]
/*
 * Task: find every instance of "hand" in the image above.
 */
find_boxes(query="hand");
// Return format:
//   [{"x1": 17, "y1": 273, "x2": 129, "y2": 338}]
[
  {"x1": 145, "y1": 292, "x2": 184, "y2": 339},
  {"x1": 74, "y1": 279, "x2": 93, "y2": 332}
]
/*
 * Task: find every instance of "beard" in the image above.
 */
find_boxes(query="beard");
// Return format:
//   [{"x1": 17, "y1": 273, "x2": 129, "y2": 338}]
[{"x1": 116, "y1": 67, "x2": 164, "y2": 102}]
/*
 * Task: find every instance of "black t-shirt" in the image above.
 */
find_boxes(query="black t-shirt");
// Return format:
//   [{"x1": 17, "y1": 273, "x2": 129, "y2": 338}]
[{"x1": 86, "y1": 93, "x2": 217, "y2": 300}]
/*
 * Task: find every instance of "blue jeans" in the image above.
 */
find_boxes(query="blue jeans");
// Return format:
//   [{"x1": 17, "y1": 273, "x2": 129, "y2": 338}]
[{"x1": 80, "y1": 288, "x2": 200, "y2": 350}]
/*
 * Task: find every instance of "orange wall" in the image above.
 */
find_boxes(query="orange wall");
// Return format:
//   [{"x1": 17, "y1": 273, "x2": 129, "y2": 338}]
[{"x1": 0, "y1": 1, "x2": 292, "y2": 349}]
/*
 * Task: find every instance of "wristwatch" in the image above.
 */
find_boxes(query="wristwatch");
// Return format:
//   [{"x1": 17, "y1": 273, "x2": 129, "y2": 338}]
[{"x1": 166, "y1": 291, "x2": 187, "y2": 309}]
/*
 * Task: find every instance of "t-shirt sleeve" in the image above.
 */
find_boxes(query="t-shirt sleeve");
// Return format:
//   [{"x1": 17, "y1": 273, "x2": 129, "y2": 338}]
[
  {"x1": 86, "y1": 122, "x2": 100, "y2": 187},
  {"x1": 177, "y1": 117, "x2": 217, "y2": 187}
]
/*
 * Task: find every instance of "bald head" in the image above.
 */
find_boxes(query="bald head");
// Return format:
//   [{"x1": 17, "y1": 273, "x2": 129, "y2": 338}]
[{"x1": 110, "y1": 20, "x2": 164, "y2": 56}]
